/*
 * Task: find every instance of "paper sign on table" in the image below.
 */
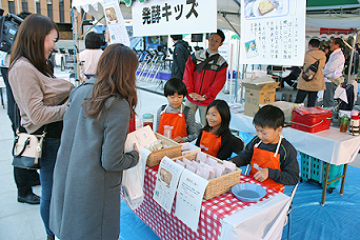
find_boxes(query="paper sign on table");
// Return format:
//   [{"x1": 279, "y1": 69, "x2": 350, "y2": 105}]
[
  {"x1": 153, "y1": 157, "x2": 184, "y2": 214},
  {"x1": 175, "y1": 169, "x2": 208, "y2": 231}
]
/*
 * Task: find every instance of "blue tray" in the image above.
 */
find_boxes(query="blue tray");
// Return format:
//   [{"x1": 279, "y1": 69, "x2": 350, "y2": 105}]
[{"x1": 231, "y1": 183, "x2": 267, "y2": 202}]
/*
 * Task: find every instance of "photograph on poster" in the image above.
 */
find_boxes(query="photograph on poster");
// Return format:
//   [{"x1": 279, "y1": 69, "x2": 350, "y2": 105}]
[
  {"x1": 244, "y1": 0, "x2": 289, "y2": 19},
  {"x1": 245, "y1": 39, "x2": 259, "y2": 58},
  {"x1": 105, "y1": 7, "x2": 118, "y2": 23},
  {"x1": 159, "y1": 167, "x2": 173, "y2": 187}
]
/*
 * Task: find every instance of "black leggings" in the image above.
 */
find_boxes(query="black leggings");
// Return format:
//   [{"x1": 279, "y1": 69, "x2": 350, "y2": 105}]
[{"x1": 295, "y1": 89, "x2": 318, "y2": 107}]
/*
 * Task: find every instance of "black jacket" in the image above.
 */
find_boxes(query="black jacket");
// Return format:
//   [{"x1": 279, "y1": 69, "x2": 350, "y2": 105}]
[{"x1": 171, "y1": 40, "x2": 190, "y2": 80}]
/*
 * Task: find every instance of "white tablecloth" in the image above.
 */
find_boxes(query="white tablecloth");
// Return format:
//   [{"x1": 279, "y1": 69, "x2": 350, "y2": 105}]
[
  {"x1": 230, "y1": 113, "x2": 360, "y2": 165},
  {"x1": 220, "y1": 193, "x2": 291, "y2": 240}
]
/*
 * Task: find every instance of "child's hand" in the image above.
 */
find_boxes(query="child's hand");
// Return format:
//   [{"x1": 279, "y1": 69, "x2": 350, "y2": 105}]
[
  {"x1": 173, "y1": 136, "x2": 185, "y2": 143},
  {"x1": 254, "y1": 168, "x2": 269, "y2": 182}
]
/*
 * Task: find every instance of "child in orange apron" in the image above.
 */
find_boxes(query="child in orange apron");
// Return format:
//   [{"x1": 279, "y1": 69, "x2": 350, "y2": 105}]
[
  {"x1": 196, "y1": 100, "x2": 244, "y2": 159},
  {"x1": 228, "y1": 105, "x2": 299, "y2": 192},
  {"x1": 156, "y1": 78, "x2": 198, "y2": 143}
]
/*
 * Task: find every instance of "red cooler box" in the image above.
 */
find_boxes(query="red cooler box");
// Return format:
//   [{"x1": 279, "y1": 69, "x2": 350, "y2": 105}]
[{"x1": 291, "y1": 107, "x2": 332, "y2": 133}]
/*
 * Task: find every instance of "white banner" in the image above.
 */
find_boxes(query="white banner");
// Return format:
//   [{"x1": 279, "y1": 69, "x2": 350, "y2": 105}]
[
  {"x1": 132, "y1": 0, "x2": 217, "y2": 36},
  {"x1": 103, "y1": 0, "x2": 130, "y2": 46},
  {"x1": 240, "y1": 0, "x2": 306, "y2": 66}
]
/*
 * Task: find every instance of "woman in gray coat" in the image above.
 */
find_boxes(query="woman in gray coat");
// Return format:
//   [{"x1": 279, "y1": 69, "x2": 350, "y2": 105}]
[{"x1": 50, "y1": 44, "x2": 139, "y2": 240}]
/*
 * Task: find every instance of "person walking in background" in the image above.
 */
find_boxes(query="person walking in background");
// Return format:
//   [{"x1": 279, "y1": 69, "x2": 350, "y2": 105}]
[
  {"x1": 50, "y1": 44, "x2": 139, "y2": 240},
  {"x1": 79, "y1": 31, "x2": 103, "y2": 82},
  {"x1": 0, "y1": 11, "x2": 42, "y2": 205},
  {"x1": 170, "y1": 34, "x2": 190, "y2": 80},
  {"x1": 8, "y1": 14, "x2": 74, "y2": 240},
  {"x1": 295, "y1": 39, "x2": 326, "y2": 107},
  {"x1": 183, "y1": 29, "x2": 228, "y2": 125},
  {"x1": 323, "y1": 38, "x2": 345, "y2": 108}
]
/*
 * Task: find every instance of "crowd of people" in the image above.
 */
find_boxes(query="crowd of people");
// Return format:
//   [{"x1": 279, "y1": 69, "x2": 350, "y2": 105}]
[{"x1": 8, "y1": 12, "x2": 357, "y2": 239}]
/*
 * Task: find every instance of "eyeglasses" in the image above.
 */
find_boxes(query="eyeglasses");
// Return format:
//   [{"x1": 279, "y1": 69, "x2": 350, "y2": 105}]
[{"x1": 208, "y1": 37, "x2": 221, "y2": 43}]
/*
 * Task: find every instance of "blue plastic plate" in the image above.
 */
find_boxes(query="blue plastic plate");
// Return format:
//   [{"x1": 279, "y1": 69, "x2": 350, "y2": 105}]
[{"x1": 231, "y1": 183, "x2": 267, "y2": 202}]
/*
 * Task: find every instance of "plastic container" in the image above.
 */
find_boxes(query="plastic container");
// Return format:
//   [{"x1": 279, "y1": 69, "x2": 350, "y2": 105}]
[
  {"x1": 349, "y1": 110, "x2": 359, "y2": 136},
  {"x1": 163, "y1": 125, "x2": 173, "y2": 139},
  {"x1": 340, "y1": 116, "x2": 349, "y2": 133},
  {"x1": 291, "y1": 107, "x2": 332, "y2": 133},
  {"x1": 142, "y1": 113, "x2": 154, "y2": 130},
  {"x1": 300, "y1": 152, "x2": 343, "y2": 190}
]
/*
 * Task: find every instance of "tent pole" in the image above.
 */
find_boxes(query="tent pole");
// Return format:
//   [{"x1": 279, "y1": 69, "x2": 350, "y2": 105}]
[
  {"x1": 71, "y1": 8, "x2": 80, "y2": 86},
  {"x1": 220, "y1": 12, "x2": 240, "y2": 36},
  {"x1": 347, "y1": 30, "x2": 358, "y2": 81}
]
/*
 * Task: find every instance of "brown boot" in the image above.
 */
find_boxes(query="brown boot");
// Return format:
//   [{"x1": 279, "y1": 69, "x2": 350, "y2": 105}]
[{"x1": 47, "y1": 235, "x2": 55, "y2": 240}]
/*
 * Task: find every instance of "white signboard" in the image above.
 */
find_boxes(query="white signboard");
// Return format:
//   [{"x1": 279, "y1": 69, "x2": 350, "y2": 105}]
[
  {"x1": 175, "y1": 168, "x2": 208, "y2": 232},
  {"x1": 153, "y1": 157, "x2": 184, "y2": 214},
  {"x1": 132, "y1": 0, "x2": 217, "y2": 36},
  {"x1": 103, "y1": 0, "x2": 130, "y2": 46},
  {"x1": 240, "y1": 0, "x2": 306, "y2": 66}
]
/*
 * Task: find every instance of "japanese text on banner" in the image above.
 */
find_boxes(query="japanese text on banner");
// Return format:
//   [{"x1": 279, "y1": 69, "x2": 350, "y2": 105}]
[{"x1": 132, "y1": 0, "x2": 217, "y2": 36}]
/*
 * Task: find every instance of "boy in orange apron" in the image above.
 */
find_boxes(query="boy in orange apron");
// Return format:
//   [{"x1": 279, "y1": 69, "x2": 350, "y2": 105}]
[
  {"x1": 196, "y1": 100, "x2": 244, "y2": 159},
  {"x1": 156, "y1": 78, "x2": 198, "y2": 143},
  {"x1": 229, "y1": 105, "x2": 299, "y2": 192}
]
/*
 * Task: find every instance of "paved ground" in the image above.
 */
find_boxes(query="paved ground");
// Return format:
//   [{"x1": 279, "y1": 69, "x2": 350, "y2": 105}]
[{"x1": 0, "y1": 67, "x2": 359, "y2": 239}]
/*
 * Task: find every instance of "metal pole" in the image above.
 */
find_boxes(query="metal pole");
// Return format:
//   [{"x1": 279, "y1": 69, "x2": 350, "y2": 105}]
[
  {"x1": 347, "y1": 31, "x2": 358, "y2": 81},
  {"x1": 71, "y1": 8, "x2": 80, "y2": 85}
]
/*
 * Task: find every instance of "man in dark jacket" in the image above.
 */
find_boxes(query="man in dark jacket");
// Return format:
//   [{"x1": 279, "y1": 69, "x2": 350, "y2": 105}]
[{"x1": 170, "y1": 35, "x2": 190, "y2": 80}]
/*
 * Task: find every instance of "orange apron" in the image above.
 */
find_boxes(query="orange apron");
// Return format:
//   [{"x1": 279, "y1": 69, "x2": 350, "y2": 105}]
[
  {"x1": 250, "y1": 136, "x2": 284, "y2": 192},
  {"x1": 199, "y1": 130, "x2": 222, "y2": 157},
  {"x1": 158, "y1": 105, "x2": 188, "y2": 139}
]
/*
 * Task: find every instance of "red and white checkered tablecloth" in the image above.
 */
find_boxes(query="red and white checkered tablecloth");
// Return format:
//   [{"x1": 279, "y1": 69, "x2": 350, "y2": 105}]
[{"x1": 134, "y1": 166, "x2": 279, "y2": 240}]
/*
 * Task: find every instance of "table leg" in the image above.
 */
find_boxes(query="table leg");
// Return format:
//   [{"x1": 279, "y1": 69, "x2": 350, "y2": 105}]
[
  {"x1": 321, "y1": 163, "x2": 330, "y2": 206},
  {"x1": 340, "y1": 164, "x2": 348, "y2": 195}
]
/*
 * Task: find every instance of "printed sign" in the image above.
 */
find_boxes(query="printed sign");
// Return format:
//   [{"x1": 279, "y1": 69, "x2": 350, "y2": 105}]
[
  {"x1": 240, "y1": 0, "x2": 306, "y2": 66},
  {"x1": 132, "y1": 0, "x2": 217, "y2": 36}
]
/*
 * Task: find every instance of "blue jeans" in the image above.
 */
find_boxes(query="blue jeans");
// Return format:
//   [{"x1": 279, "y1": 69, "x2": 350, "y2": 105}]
[
  {"x1": 40, "y1": 138, "x2": 60, "y2": 236},
  {"x1": 323, "y1": 82, "x2": 338, "y2": 107}
]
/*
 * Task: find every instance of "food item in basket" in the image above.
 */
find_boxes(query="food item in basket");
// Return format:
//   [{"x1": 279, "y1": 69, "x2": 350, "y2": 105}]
[
  {"x1": 145, "y1": 140, "x2": 163, "y2": 151},
  {"x1": 258, "y1": 1, "x2": 275, "y2": 15}
]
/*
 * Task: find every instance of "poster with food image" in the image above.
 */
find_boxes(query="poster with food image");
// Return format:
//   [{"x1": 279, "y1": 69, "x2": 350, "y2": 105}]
[
  {"x1": 244, "y1": 0, "x2": 289, "y2": 19},
  {"x1": 153, "y1": 157, "x2": 184, "y2": 214},
  {"x1": 240, "y1": 0, "x2": 305, "y2": 66},
  {"x1": 102, "y1": 0, "x2": 130, "y2": 46}
]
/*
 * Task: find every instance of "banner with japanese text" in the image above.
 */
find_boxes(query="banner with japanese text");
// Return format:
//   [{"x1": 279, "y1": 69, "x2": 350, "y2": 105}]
[
  {"x1": 132, "y1": 0, "x2": 217, "y2": 36},
  {"x1": 240, "y1": 0, "x2": 306, "y2": 66}
]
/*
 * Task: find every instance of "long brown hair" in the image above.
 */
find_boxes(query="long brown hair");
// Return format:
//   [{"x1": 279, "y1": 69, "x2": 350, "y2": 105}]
[
  {"x1": 10, "y1": 14, "x2": 59, "y2": 77},
  {"x1": 83, "y1": 43, "x2": 138, "y2": 119}
]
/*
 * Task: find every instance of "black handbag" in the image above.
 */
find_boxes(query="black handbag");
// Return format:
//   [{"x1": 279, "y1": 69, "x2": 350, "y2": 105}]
[{"x1": 12, "y1": 104, "x2": 46, "y2": 170}]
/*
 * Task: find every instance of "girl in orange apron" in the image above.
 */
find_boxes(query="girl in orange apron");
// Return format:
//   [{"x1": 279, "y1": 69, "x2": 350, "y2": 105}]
[
  {"x1": 250, "y1": 136, "x2": 285, "y2": 192},
  {"x1": 158, "y1": 104, "x2": 188, "y2": 140},
  {"x1": 199, "y1": 130, "x2": 222, "y2": 157}
]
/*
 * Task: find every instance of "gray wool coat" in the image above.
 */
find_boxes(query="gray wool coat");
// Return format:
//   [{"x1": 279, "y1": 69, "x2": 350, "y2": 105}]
[{"x1": 49, "y1": 78, "x2": 139, "y2": 240}]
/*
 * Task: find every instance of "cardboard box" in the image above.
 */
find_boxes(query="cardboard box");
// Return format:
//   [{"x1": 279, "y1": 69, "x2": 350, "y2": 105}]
[
  {"x1": 242, "y1": 78, "x2": 279, "y2": 117},
  {"x1": 260, "y1": 101, "x2": 298, "y2": 123}
]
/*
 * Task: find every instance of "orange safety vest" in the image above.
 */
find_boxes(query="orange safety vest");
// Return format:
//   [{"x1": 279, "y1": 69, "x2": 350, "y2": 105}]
[
  {"x1": 250, "y1": 136, "x2": 284, "y2": 192},
  {"x1": 158, "y1": 105, "x2": 188, "y2": 139},
  {"x1": 199, "y1": 130, "x2": 222, "y2": 157}
]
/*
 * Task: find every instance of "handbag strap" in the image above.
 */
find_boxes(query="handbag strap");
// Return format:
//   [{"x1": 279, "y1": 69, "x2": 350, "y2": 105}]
[
  {"x1": 14, "y1": 103, "x2": 47, "y2": 135},
  {"x1": 12, "y1": 136, "x2": 30, "y2": 157}
]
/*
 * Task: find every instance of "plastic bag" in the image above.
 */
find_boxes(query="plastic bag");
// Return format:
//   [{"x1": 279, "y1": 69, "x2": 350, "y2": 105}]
[{"x1": 122, "y1": 148, "x2": 151, "y2": 210}]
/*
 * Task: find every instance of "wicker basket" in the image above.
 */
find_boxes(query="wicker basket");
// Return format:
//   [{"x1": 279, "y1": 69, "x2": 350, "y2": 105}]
[
  {"x1": 146, "y1": 133, "x2": 182, "y2": 167},
  {"x1": 172, "y1": 153, "x2": 242, "y2": 200}
]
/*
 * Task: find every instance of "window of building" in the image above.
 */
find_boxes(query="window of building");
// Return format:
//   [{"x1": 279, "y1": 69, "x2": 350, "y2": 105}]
[
  {"x1": 59, "y1": 0, "x2": 64, "y2": 23},
  {"x1": 21, "y1": 0, "x2": 28, "y2": 12},
  {"x1": 8, "y1": 0, "x2": 15, "y2": 14},
  {"x1": 47, "y1": 0, "x2": 53, "y2": 20},
  {"x1": 35, "y1": 0, "x2": 41, "y2": 14}
]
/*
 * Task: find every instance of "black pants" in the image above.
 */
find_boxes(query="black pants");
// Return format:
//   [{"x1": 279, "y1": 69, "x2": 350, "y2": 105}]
[
  {"x1": 281, "y1": 74, "x2": 297, "y2": 87},
  {"x1": 295, "y1": 89, "x2": 318, "y2": 107},
  {"x1": 1, "y1": 67, "x2": 40, "y2": 197}
]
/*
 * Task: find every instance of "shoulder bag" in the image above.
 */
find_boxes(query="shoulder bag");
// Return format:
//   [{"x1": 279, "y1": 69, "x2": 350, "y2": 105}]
[{"x1": 12, "y1": 104, "x2": 46, "y2": 170}]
